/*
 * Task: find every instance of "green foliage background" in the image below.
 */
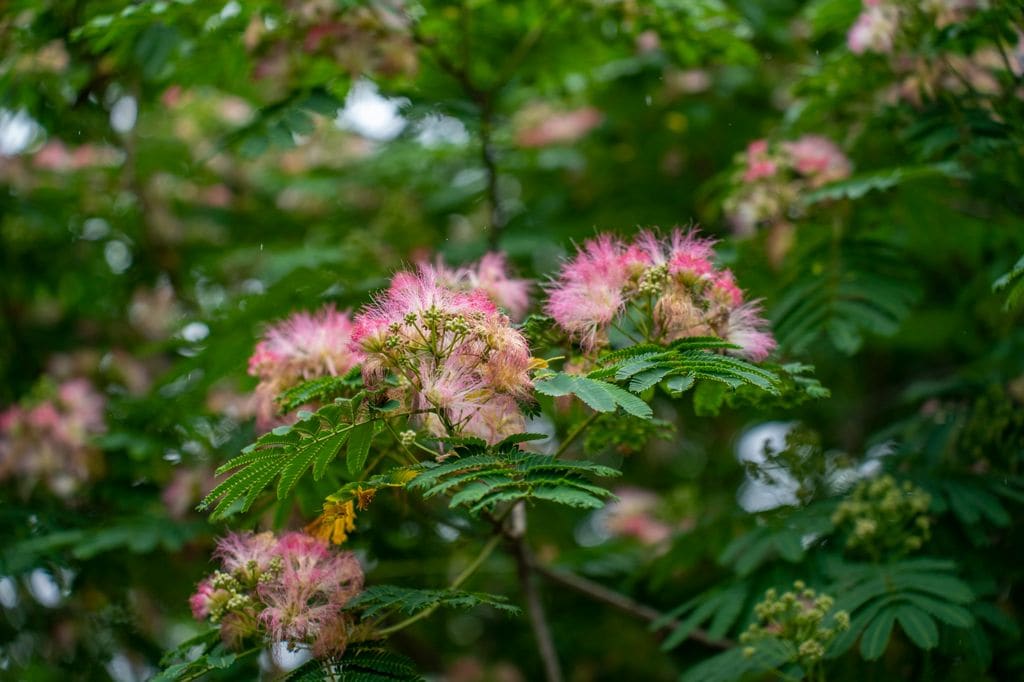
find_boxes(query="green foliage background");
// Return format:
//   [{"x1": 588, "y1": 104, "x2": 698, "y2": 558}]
[{"x1": 1, "y1": 0, "x2": 1023, "y2": 680}]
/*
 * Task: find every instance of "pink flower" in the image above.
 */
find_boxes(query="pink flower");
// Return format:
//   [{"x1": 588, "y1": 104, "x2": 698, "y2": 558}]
[
  {"x1": 189, "y1": 579, "x2": 216, "y2": 620},
  {"x1": 258, "y1": 532, "x2": 364, "y2": 657},
  {"x1": 725, "y1": 303, "x2": 777, "y2": 361},
  {"x1": 0, "y1": 378, "x2": 106, "y2": 497},
  {"x1": 162, "y1": 465, "x2": 218, "y2": 519},
  {"x1": 249, "y1": 305, "x2": 362, "y2": 382},
  {"x1": 423, "y1": 252, "x2": 532, "y2": 320},
  {"x1": 516, "y1": 106, "x2": 603, "y2": 148},
  {"x1": 545, "y1": 235, "x2": 636, "y2": 350},
  {"x1": 248, "y1": 305, "x2": 363, "y2": 430},
  {"x1": 214, "y1": 531, "x2": 278, "y2": 581},
  {"x1": 545, "y1": 229, "x2": 776, "y2": 360},
  {"x1": 781, "y1": 135, "x2": 851, "y2": 187},
  {"x1": 743, "y1": 139, "x2": 779, "y2": 182},
  {"x1": 847, "y1": 3, "x2": 899, "y2": 55},
  {"x1": 709, "y1": 270, "x2": 744, "y2": 307},
  {"x1": 354, "y1": 270, "x2": 533, "y2": 445},
  {"x1": 636, "y1": 229, "x2": 717, "y2": 280},
  {"x1": 602, "y1": 487, "x2": 674, "y2": 546}
]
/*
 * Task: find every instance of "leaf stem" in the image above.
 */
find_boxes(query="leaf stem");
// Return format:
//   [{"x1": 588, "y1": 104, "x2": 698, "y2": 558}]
[
  {"x1": 553, "y1": 411, "x2": 599, "y2": 459},
  {"x1": 374, "y1": 534, "x2": 502, "y2": 637}
]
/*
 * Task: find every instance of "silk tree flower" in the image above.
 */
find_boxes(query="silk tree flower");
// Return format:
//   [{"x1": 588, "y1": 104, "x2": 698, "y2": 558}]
[
  {"x1": 515, "y1": 104, "x2": 603, "y2": 148},
  {"x1": 601, "y1": 487, "x2": 674, "y2": 546},
  {"x1": 544, "y1": 229, "x2": 776, "y2": 361},
  {"x1": 0, "y1": 378, "x2": 106, "y2": 497},
  {"x1": 189, "y1": 531, "x2": 364, "y2": 657},
  {"x1": 353, "y1": 269, "x2": 533, "y2": 445},
  {"x1": 258, "y1": 532, "x2": 364, "y2": 657},
  {"x1": 248, "y1": 305, "x2": 363, "y2": 430},
  {"x1": 780, "y1": 136, "x2": 852, "y2": 188},
  {"x1": 724, "y1": 136, "x2": 851, "y2": 234},
  {"x1": 847, "y1": 1, "x2": 901, "y2": 55},
  {"x1": 742, "y1": 140, "x2": 779, "y2": 182},
  {"x1": 422, "y1": 252, "x2": 531, "y2": 320}
]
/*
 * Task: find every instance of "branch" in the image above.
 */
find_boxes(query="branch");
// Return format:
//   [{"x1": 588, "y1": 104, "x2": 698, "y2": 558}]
[
  {"x1": 510, "y1": 505, "x2": 564, "y2": 682},
  {"x1": 531, "y1": 562, "x2": 733, "y2": 651},
  {"x1": 479, "y1": 101, "x2": 504, "y2": 248}
]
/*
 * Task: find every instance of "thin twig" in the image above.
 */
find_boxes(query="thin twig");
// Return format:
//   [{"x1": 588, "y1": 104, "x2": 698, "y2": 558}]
[
  {"x1": 374, "y1": 533, "x2": 503, "y2": 637},
  {"x1": 512, "y1": 532, "x2": 564, "y2": 682},
  {"x1": 553, "y1": 411, "x2": 599, "y2": 459},
  {"x1": 531, "y1": 561, "x2": 733, "y2": 650}
]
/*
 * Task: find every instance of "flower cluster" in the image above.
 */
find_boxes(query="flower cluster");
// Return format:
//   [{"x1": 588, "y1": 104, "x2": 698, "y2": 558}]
[
  {"x1": 190, "y1": 531, "x2": 364, "y2": 657},
  {"x1": 248, "y1": 305, "x2": 363, "y2": 430},
  {"x1": 0, "y1": 379, "x2": 106, "y2": 498},
  {"x1": 421, "y1": 252, "x2": 532, "y2": 320},
  {"x1": 544, "y1": 229, "x2": 776, "y2": 360},
  {"x1": 724, "y1": 136, "x2": 851, "y2": 235},
  {"x1": 353, "y1": 269, "x2": 534, "y2": 445},
  {"x1": 514, "y1": 104, "x2": 604, "y2": 148},
  {"x1": 740, "y1": 582, "x2": 850, "y2": 669},
  {"x1": 600, "y1": 487, "x2": 675, "y2": 546},
  {"x1": 847, "y1": 0, "x2": 984, "y2": 55},
  {"x1": 831, "y1": 474, "x2": 931, "y2": 557},
  {"x1": 846, "y1": 1, "x2": 1024, "y2": 106}
]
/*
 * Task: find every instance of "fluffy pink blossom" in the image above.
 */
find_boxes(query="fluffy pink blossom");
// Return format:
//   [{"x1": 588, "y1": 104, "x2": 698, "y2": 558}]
[
  {"x1": 602, "y1": 487, "x2": 674, "y2": 546},
  {"x1": 516, "y1": 106, "x2": 603, "y2": 148},
  {"x1": 743, "y1": 139, "x2": 779, "y2": 182},
  {"x1": 190, "y1": 531, "x2": 364, "y2": 657},
  {"x1": 725, "y1": 303, "x2": 778, "y2": 362},
  {"x1": 545, "y1": 235, "x2": 639, "y2": 350},
  {"x1": 545, "y1": 229, "x2": 776, "y2": 361},
  {"x1": 32, "y1": 140, "x2": 121, "y2": 172},
  {"x1": 423, "y1": 252, "x2": 532, "y2": 320},
  {"x1": 782, "y1": 135, "x2": 852, "y2": 187},
  {"x1": 354, "y1": 270, "x2": 533, "y2": 444},
  {"x1": 258, "y1": 532, "x2": 364, "y2": 657},
  {"x1": 0, "y1": 378, "x2": 106, "y2": 497},
  {"x1": 214, "y1": 531, "x2": 278, "y2": 581},
  {"x1": 162, "y1": 465, "x2": 219, "y2": 519},
  {"x1": 248, "y1": 305, "x2": 363, "y2": 430},
  {"x1": 847, "y1": 2, "x2": 900, "y2": 55},
  {"x1": 249, "y1": 305, "x2": 362, "y2": 381},
  {"x1": 189, "y1": 579, "x2": 216, "y2": 620},
  {"x1": 724, "y1": 136, "x2": 850, "y2": 235}
]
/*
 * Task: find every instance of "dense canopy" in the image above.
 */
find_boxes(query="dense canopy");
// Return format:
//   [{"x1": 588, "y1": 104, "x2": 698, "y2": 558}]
[{"x1": 2, "y1": 1, "x2": 1023, "y2": 681}]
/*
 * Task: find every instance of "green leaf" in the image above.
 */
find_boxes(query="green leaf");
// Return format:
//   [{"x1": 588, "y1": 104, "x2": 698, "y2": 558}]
[
  {"x1": 278, "y1": 428, "x2": 350, "y2": 498},
  {"x1": 894, "y1": 606, "x2": 939, "y2": 649},
  {"x1": 535, "y1": 373, "x2": 653, "y2": 419},
  {"x1": 199, "y1": 404, "x2": 362, "y2": 518},
  {"x1": 347, "y1": 585, "x2": 519, "y2": 618},
  {"x1": 347, "y1": 420, "x2": 377, "y2": 476},
  {"x1": 409, "y1": 450, "x2": 619, "y2": 513},
  {"x1": 860, "y1": 607, "x2": 897, "y2": 660},
  {"x1": 286, "y1": 644, "x2": 422, "y2": 681},
  {"x1": 801, "y1": 162, "x2": 967, "y2": 204},
  {"x1": 993, "y1": 252, "x2": 1024, "y2": 310}
]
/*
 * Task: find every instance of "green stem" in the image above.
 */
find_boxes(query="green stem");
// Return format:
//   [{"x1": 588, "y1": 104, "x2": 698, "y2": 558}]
[
  {"x1": 553, "y1": 411, "x2": 599, "y2": 459},
  {"x1": 374, "y1": 534, "x2": 503, "y2": 637},
  {"x1": 383, "y1": 419, "x2": 419, "y2": 466}
]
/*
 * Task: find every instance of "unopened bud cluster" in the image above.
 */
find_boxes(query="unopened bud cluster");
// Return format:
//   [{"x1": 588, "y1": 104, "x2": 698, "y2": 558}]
[
  {"x1": 831, "y1": 474, "x2": 931, "y2": 556},
  {"x1": 740, "y1": 581, "x2": 849, "y2": 669}
]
